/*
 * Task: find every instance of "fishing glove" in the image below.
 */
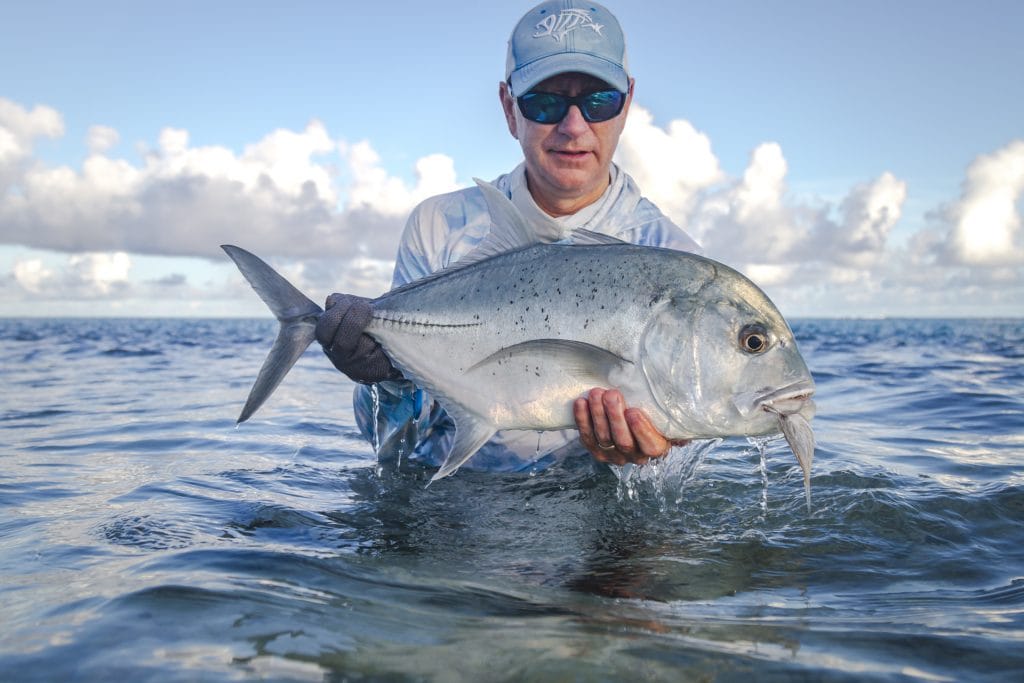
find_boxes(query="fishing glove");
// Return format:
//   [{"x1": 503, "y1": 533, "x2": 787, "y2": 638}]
[{"x1": 316, "y1": 293, "x2": 403, "y2": 384}]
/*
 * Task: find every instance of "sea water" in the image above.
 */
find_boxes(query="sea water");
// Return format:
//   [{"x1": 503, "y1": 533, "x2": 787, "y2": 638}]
[{"x1": 1, "y1": 318, "x2": 1022, "y2": 681}]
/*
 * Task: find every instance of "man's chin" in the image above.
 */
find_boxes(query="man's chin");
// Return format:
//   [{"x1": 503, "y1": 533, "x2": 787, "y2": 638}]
[{"x1": 544, "y1": 166, "x2": 601, "y2": 192}]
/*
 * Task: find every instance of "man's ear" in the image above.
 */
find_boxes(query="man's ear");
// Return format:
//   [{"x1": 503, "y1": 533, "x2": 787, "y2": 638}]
[
  {"x1": 622, "y1": 77, "x2": 635, "y2": 118},
  {"x1": 499, "y1": 82, "x2": 519, "y2": 140}
]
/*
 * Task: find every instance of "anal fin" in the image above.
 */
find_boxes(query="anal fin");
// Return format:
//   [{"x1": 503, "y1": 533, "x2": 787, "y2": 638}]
[{"x1": 428, "y1": 412, "x2": 496, "y2": 484}]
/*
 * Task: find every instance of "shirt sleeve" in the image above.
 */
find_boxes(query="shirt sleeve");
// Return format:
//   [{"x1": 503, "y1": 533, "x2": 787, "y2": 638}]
[
  {"x1": 392, "y1": 202, "x2": 439, "y2": 288},
  {"x1": 352, "y1": 197, "x2": 457, "y2": 468},
  {"x1": 637, "y1": 218, "x2": 703, "y2": 253}
]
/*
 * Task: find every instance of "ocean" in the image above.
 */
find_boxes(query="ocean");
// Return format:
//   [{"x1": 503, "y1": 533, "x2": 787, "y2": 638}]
[{"x1": 1, "y1": 317, "x2": 1022, "y2": 681}]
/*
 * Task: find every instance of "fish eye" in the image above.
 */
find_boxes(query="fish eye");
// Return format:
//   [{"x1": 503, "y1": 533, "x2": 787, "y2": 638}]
[{"x1": 739, "y1": 324, "x2": 770, "y2": 354}]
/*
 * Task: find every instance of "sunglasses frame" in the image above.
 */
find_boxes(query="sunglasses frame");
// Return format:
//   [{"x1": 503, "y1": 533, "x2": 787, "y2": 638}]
[{"x1": 515, "y1": 89, "x2": 627, "y2": 125}]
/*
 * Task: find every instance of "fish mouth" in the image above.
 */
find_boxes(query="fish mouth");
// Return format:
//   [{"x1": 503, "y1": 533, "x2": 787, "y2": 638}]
[
  {"x1": 732, "y1": 379, "x2": 815, "y2": 418},
  {"x1": 757, "y1": 380, "x2": 816, "y2": 418},
  {"x1": 757, "y1": 380, "x2": 816, "y2": 510}
]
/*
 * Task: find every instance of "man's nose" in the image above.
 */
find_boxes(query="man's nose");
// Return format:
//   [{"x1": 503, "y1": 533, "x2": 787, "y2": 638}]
[{"x1": 556, "y1": 104, "x2": 590, "y2": 136}]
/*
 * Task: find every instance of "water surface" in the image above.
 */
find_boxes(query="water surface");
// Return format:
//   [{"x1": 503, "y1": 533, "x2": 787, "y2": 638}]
[{"x1": 1, "y1": 318, "x2": 1022, "y2": 681}]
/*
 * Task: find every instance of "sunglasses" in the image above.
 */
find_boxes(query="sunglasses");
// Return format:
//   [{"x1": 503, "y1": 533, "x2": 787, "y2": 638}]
[{"x1": 516, "y1": 89, "x2": 626, "y2": 124}]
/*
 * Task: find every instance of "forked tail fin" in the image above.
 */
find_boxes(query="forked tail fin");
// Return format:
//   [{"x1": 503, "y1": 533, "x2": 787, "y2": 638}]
[{"x1": 222, "y1": 245, "x2": 323, "y2": 423}]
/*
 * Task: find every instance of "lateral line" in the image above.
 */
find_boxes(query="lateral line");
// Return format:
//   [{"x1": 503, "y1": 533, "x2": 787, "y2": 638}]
[{"x1": 374, "y1": 315, "x2": 483, "y2": 330}]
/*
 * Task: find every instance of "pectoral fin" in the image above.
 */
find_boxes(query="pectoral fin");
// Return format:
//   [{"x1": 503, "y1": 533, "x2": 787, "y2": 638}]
[{"x1": 467, "y1": 339, "x2": 631, "y2": 381}]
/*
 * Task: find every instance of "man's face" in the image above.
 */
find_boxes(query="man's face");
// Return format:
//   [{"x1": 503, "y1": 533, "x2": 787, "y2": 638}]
[{"x1": 501, "y1": 72, "x2": 633, "y2": 215}]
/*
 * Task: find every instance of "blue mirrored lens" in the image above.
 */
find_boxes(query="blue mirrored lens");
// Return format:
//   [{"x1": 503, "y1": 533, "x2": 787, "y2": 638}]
[
  {"x1": 517, "y1": 90, "x2": 625, "y2": 124},
  {"x1": 580, "y1": 90, "x2": 625, "y2": 121}
]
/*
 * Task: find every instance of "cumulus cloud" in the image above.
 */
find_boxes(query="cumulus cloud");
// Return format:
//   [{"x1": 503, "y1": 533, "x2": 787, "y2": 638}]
[
  {"x1": 826, "y1": 172, "x2": 907, "y2": 268},
  {"x1": 11, "y1": 251, "x2": 131, "y2": 298},
  {"x1": 345, "y1": 142, "x2": 458, "y2": 214},
  {"x1": 686, "y1": 142, "x2": 811, "y2": 265},
  {"x1": 945, "y1": 140, "x2": 1024, "y2": 266},
  {"x1": 0, "y1": 100, "x2": 64, "y2": 191},
  {"x1": 87, "y1": 125, "x2": 120, "y2": 155},
  {"x1": 615, "y1": 109, "x2": 921, "y2": 306},
  {"x1": 0, "y1": 97, "x2": 461, "y2": 266},
  {"x1": 68, "y1": 252, "x2": 131, "y2": 294},
  {"x1": 12, "y1": 259, "x2": 54, "y2": 294},
  {"x1": 615, "y1": 109, "x2": 1023, "y2": 316},
  {"x1": 616, "y1": 105, "x2": 724, "y2": 221},
  {"x1": 0, "y1": 100, "x2": 63, "y2": 163}
]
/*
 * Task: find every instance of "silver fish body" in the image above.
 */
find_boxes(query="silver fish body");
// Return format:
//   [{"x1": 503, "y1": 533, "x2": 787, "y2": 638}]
[{"x1": 223, "y1": 180, "x2": 816, "y2": 496}]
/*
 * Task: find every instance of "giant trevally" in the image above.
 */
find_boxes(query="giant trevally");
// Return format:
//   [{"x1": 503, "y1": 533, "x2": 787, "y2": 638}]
[{"x1": 223, "y1": 181, "x2": 816, "y2": 501}]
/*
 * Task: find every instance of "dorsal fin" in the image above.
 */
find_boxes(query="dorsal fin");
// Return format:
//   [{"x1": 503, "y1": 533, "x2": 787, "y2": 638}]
[
  {"x1": 452, "y1": 178, "x2": 539, "y2": 266},
  {"x1": 379, "y1": 179, "x2": 543, "y2": 301}
]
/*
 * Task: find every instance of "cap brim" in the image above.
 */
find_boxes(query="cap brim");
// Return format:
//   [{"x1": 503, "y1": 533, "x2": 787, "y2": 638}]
[{"x1": 509, "y1": 54, "x2": 629, "y2": 95}]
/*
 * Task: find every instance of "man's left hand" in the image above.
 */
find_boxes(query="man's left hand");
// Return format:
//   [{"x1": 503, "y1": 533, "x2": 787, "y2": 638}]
[{"x1": 574, "y1": 388, "x2": 688, "y2": 465}]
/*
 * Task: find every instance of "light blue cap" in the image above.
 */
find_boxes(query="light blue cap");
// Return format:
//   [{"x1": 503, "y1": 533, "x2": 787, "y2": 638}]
[{"x1": 505, "y1": 0, "x2": 629, "y2": 96}]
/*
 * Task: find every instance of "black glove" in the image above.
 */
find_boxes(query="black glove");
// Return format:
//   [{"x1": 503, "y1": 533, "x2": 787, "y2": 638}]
[{"x1": 315, "y1": 293, "x2": 402, "y2": 384}]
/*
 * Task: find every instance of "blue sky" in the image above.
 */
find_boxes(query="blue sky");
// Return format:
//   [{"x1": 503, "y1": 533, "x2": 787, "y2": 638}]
[{"x1": 1, "y1": 0, "x2": 1022, "y2": 317}]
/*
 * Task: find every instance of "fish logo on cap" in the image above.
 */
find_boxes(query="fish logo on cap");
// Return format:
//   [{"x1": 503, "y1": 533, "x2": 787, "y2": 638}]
[{"x1": 533, "y1": 9, "x2": 604, "y2": 42}]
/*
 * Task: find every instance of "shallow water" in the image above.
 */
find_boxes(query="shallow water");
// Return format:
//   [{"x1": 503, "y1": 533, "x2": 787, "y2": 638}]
[{"x1": 1, "y1": 317, "x2": 1022, "y2": 681}]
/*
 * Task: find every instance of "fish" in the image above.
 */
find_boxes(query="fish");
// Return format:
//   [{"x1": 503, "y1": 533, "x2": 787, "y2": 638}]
[{"x1": 223, "y1": 180, "x2": 816, "y2": 501}]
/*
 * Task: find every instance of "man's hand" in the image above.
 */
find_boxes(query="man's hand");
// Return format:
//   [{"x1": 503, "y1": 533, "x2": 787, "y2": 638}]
[
  {"x1": 574, "y1": 388, "x2": 687, "y2": 465},
  {"x1": 315, "y1": 293, "x2": 402, "y2": 384}
]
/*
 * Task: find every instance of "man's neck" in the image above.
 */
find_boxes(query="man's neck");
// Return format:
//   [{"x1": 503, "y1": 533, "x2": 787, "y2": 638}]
[{"x1": 526, "y1": 173, "x2": 611, "y2": 217}]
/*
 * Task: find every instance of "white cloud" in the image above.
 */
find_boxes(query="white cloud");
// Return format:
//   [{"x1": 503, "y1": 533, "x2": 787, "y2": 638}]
[
  {"x1": 616, "y1": 105, "x2": 724, "y2": 221},
  {"x1": 345, "y1": 142, "x2": 458, "y2": 215},
  {"x1": 68, "y1": 252, "x2": 131, "y2": 294},
  {"x1": 87, "y1": 125, "x2": 120, "y2": 155},
  {"x1": 693, "y1": 142, "x2": 811, "y2": 265},
  {"x1": 10, "y1": 251, "x2": 131, "y2": 297},
  {"x1": 947, "y1": 140, "x2": 1024, "y2": 265},
  {"x1": 12, "y1": 258, "x2": 53, "y2": 293},
  {"x1": 618, "y1": 110, "x2": 915, "y2": 287},
  {"x1": 614, "y1": 108, "x2": 1024, "y2": 316},
  {"x1": 0, "y1": 100, "x2": 64, "y2": 191},
  {"x1": 0, "y1": 99, "x2": 64, "y2": 163},
  {"x1": 828, "y1": 172, "x2": 907, "y2": 268},
  {"x1": 0, "y1": 99, "x2": 461, "y2": 273}
]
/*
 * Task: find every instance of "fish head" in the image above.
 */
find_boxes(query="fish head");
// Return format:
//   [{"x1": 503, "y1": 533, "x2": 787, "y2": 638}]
[{"x1": 640, "y1": 268, "x2": 815, "y2": 485}]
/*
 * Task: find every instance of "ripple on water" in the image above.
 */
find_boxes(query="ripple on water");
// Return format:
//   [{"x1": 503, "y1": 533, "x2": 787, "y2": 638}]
[{"x1": 98, "y1": 515, "x2": 197, "y2": 551}]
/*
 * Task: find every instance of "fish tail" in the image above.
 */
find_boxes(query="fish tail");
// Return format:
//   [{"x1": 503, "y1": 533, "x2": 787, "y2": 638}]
[{"x1": 221, "y1": 245, "x2": 323, "y2": 423}]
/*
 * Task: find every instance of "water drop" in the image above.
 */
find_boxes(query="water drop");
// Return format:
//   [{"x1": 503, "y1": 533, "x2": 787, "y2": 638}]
[{"x1": 370, "y1": 384, "x2": 381, "y2": 454}]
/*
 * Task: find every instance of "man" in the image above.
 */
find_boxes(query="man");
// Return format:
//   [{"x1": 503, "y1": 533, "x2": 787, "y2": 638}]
[{"x1": 317, "y1": 0, "x2": 700, "y2": 474}]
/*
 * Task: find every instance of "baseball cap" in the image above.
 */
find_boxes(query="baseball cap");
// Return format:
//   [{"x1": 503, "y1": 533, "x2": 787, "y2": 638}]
[{"x1": 505, "y1": 1, "x2": 629, "y2": 96}]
